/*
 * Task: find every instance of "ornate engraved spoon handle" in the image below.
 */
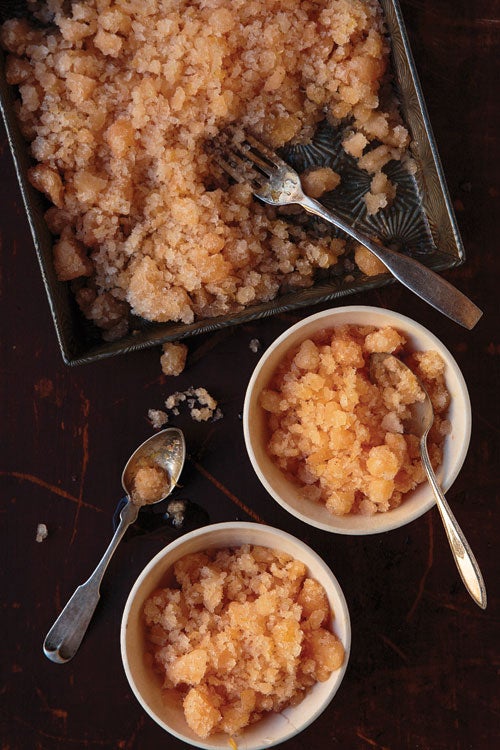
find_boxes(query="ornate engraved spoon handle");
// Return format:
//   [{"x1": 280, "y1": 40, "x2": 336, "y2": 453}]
[
  {"x1": 43, "y1": 500, "x2": 139, "y2": 663},
  {"x1": 419, "y1": 435, "x2": 487, "y2": 609}
]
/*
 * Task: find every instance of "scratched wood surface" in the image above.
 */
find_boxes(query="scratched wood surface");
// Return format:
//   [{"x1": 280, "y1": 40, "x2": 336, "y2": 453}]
[{"x1": 1, "y1": 1, "x2": 499, "y2": 748}]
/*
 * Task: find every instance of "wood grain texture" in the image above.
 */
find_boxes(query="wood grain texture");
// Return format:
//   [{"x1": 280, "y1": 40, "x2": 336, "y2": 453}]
[{"x1": 1, "y1": 1, "x2": 499, "y2": 748}]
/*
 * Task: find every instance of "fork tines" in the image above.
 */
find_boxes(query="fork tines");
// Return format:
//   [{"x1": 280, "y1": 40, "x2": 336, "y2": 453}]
[{"x1": 211, "y1": 130, "x2": 288, "y2": 189}]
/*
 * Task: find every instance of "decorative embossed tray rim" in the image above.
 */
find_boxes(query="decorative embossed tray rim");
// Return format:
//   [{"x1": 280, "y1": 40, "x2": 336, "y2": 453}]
[{"x1": 0, "y1": 0, "x2": 465, "y2": 366}]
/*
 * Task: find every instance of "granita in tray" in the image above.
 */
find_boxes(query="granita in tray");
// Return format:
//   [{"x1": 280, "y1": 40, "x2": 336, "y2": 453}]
[{"x1": 1, "y1": 0, "x2": 411, "y2": 340}]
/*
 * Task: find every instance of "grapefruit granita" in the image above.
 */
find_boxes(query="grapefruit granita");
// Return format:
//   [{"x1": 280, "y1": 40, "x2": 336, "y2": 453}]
[
  {"x1": 260, "y1": 325, "x2": 451, "y2": 515},
  {"x1": 1, "y1": 1, "x2": 410, "y2": 340},
  {"x1": 143, "y1": 544, "x2": 344, "y2": 738}
]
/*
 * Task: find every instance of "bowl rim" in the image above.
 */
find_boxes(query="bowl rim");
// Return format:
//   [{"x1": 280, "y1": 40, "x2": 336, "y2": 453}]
[
  {"x1": 243, "y1": 305, "x2": 471, "y2": 535},
  {"x1": 120, "y1": 521, "x2": 351, "y2": 749}
]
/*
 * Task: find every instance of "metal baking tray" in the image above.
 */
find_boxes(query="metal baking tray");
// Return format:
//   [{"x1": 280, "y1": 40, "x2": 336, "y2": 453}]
[{"x1": 0, "y1": 0, "x2": 465, "y2": 366}]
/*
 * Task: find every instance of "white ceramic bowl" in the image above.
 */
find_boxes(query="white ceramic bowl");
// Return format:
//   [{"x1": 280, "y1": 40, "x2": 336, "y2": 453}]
[
  {"x1": 121, "y1": 522, "x2": 351, "y2": 749},
  {"x1": 243, "y1": 306, "x2": 471, "y2": 535}
]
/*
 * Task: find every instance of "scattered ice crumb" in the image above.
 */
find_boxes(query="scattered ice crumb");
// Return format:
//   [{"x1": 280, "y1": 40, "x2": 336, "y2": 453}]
[
  {"x1": 190, "y1": 407, "x2": 212, "y2": 422},
  {"x1": 193, "y1": 387, "x2": 217, "y2": 410},
  {"x1": 362, "y1": 171, "x2": 397, "y2": 215},
  {"x1": 301, "y1": 166, "x2": 341, "y2": 198},
  {"x1": 152, "y1": 386, "x2": 222, "y2": 423},
  {"x1": 249, "y1": 338, "x2": 261, "y2": 353},
  {"x1": 187, "y1": 386, "x2": 220, "y2": 421},
  {"x1": 160, "y1": 342, "x2": 188, "y2": 376},
  {"x1": 36, "y1": 523, "x2": 48, "y2": 543},
  {"x1": 342, "y1": 130, "x2": 368, "y2": 158},
  {"x1": 354, "y1": 243, "x2": 387, "y2": 277},
  {"x1": 165, "y1": 499, "x2": 188, "y2": 528},
  {"x1": 148, "y1": 409, "x2": 168, "y2": 429},
  {"x1": 364, "y1": 191, "x2": 387, "y2": 215},
  {"x1": 165, "y1": 392, "x2": 187, "y2": 410}
]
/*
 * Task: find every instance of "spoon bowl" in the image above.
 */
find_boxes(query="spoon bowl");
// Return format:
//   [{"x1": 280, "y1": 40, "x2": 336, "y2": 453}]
[
  {"x1": 370, "y1": 353, "x2": 487, "y2": 609},
  {"x1": 369, "y1": 352, "x2": 434, "y2": 438},
  {"x1": 43, "y1": 428, "x2": 186, "y2": 663},
  {"x1": 122, "y1": 428, "x2": 186, "y2": 503}
]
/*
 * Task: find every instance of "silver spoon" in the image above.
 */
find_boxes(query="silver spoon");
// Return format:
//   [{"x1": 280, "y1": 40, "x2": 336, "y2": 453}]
[
  {"x1": 370, "y1": 353, "x2": 486, "y2": 609},
  {"x1": 43, "y1": 427, "x2": 186, "y2": 663}
]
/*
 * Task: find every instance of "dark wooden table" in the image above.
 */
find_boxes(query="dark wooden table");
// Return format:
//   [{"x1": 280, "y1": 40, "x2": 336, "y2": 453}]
[{"x1": 1, "y1": 1, "x2": 498, "y2": 748}]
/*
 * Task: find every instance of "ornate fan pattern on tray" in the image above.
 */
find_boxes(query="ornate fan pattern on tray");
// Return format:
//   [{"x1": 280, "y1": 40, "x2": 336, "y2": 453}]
[{"x1": 282, "y1": 119, "x2": 436, "y2": 261}]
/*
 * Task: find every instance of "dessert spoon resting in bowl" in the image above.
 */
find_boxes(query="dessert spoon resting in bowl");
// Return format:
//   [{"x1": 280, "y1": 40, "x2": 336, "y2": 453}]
[{"x1": 370, "y1": 352, "x2": 486, "y2": 609}]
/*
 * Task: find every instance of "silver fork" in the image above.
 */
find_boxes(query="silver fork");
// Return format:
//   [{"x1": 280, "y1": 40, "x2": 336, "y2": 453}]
[{"x1": 213, "y1": 132, "x2": 482, "y2": 330}]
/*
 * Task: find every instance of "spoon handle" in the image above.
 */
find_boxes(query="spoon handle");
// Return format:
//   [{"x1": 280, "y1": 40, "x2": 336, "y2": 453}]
[
  {"x1": 300, "y1": 194, "x2": 482, "y2": 330},
  {"x1": 420, "y1": 437, "x2": 487, "y2": 609},
  {"x1": 43, "y1": 499, "x2": 139, "y2": 663}
]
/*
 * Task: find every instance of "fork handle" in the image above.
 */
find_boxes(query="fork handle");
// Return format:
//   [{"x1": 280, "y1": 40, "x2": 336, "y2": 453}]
[{"x1": 299, "y1": 194, "x2": 482, "y2": 330}]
